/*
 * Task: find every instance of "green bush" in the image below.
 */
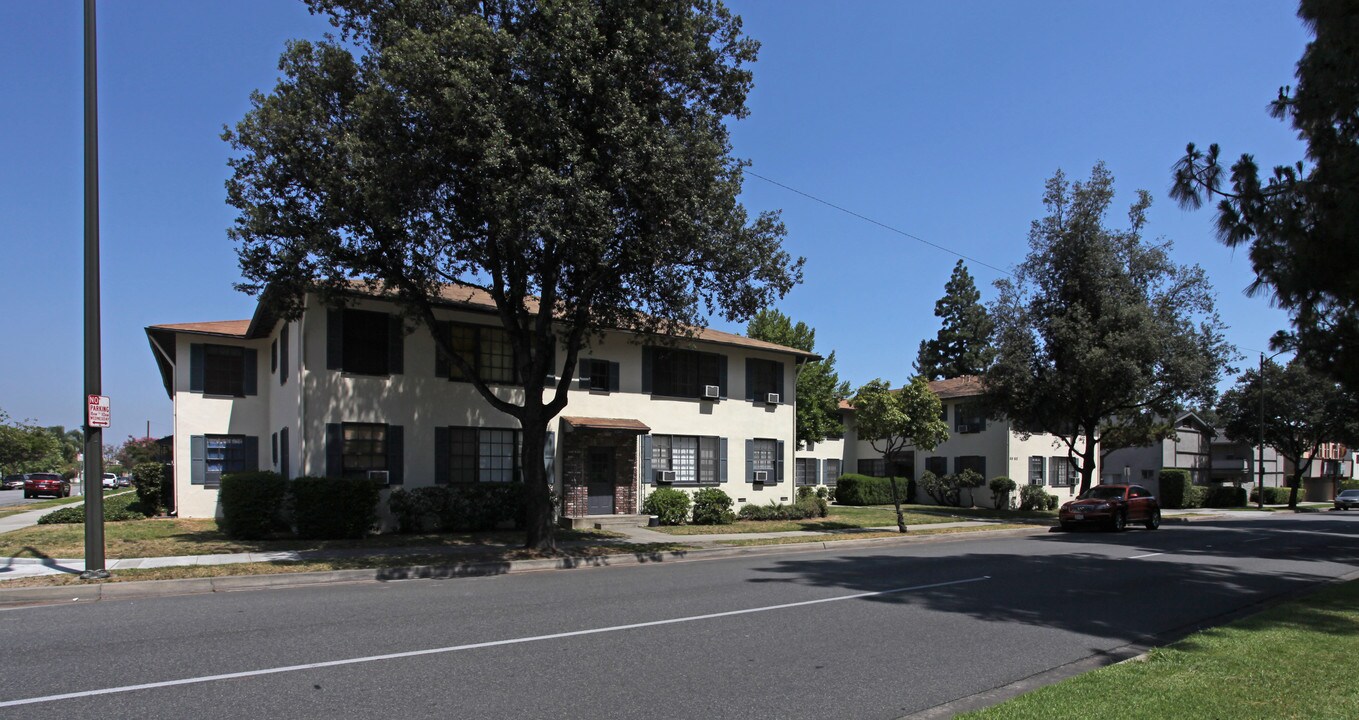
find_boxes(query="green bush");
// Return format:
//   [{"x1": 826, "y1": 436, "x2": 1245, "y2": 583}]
[
  {"x1": 691, "y1": 487, "x2": 736, "y2": 525},
  {"x1": 1179, "y1": 485, "x2": 1207, "y2": 509},
  {"x1": 1203, "y1": 485, "x2": 1248, "y2": 508},
  {"x1": 1159, "y1": 469, "x2": 1193, "y2": 509},
  {"x1": 1017, "y1": 485, "x2": 1050, "y2": 511},
  {"x1": 798, "y1": 496, "x2": 830, "y2": 518},
  {"x1": 1045, "y1": 494, "x2": 1059, "y2": 510},
  {"x1": 38, "y1": 493, "x2": 148, "y2": 524},
  {"x1": 796, "y1": 485, "x2": 815, "y2": 501},
  {"x1": 738, "y1": 500, "x2": 822, "y2": 521},
  {"x1": 988, "y1": 477, "x2": 1017, "y2": 509},
  {"x1": 290, "y1": 476, "x2": 381, "y2": 539},
  {"x1": 132, "y1": 462, "x2": 168, "y2": 515},
  {"x1": 833, "y1": 475, "x2": 906, "y2": 506},
  {"x1": 1250, "y1": 486, "x2": 1296, "y2": 504},
  {"x1": 643, "y1": 487, "x2": 692, "y2": 526},
  {"x1": 218, "y1": 471, "x2": 289, "y2": 539},
  {"x1": 815, "y1": 486, "x2": 829, "y2": 500},
  {"x1": 921, "y1": 471, "x2": 964, "y2": 506}
]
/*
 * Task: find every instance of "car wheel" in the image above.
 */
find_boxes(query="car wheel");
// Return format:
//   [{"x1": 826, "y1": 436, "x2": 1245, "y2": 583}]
[
  {"x1": 1111, "y1": 511, "x2": 1126, "y2": 532},
  {"x1": 1145, "y1": 509, "x2": 1161, "y2": 530},
  {"x1": 23, "y1": 491, "x2": 31, "y2": 499}
]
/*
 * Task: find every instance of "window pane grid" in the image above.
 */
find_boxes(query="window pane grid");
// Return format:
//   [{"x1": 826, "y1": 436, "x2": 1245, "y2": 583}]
[
  {"x1": 653, "y1": 435, "x2": 719, "y2": 483},
  {"x1": 203, "y1": 345, "x2": 245, "y2": 396},
  {"x1": 752, "y1": 439, "x2": 776, "y2": 472},
  {"x1": 343, "y1": 423, "x2": 387, "y2": 475}
]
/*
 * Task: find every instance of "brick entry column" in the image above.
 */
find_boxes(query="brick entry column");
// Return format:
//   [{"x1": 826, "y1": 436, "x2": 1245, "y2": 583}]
[{"x1": 561, "y1": 429, "x2": 639, "y2": 518}]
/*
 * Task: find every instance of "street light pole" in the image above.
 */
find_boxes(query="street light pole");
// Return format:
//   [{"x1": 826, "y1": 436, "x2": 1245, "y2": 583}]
[
  {"x1": 81, "y1": 0, "x2": 109, "y2": 580},
  {"x1": 1257, "y1": 352, "x2": 1266, "y2": 509}
]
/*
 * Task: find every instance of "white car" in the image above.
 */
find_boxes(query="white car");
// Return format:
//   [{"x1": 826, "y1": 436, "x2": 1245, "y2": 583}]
[{"x1": 101, "y1": 473, "x2": 118, "y2": 489}]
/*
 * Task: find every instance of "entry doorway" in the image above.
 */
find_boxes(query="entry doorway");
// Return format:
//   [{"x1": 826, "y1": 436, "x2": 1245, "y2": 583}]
[{"x1": 586, "y1": 447, "x2": 616, "y2": 515}]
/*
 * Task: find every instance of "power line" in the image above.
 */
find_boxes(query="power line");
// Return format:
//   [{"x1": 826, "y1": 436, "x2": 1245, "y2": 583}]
[{"x1": 746, "y1": 170, "x2": 1014, "y2": 277}]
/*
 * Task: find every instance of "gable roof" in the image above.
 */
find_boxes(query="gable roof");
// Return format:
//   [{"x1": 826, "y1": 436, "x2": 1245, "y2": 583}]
[{"x1": 839, "y1": 375, "x2": 986, "y2": 412}]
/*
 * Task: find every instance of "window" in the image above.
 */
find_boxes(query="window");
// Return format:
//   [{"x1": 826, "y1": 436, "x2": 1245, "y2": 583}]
[
  {"x1": 441, "y1": 427, "x2": 523, "y2": 483},
  {"x1": 939, "y1": 403, "x2": 948, "y2": 421},
  {"x1": 954, "y1": 455, "x2": 986, "y2": 477},
  {"x1": 652, "y1": 435, "x2": 719, "y2": 484},
  {"x1": 204, "y1": 435, "x2": 252, "y2": 485},
  {"x1": 886, "y1": 451, "x2": 914, "y2": 479},
  {"x1": 1049, "y1": 456, "x2": 1075, "y2": 487},
  {"x1": 203, "y1": 344, "x2": 248, "y2": 396},
  {"x1": 1141, "y1": 469, "x2": 1154, "y2": 480},
  {"x1": 925, "y1": 456, "x2": 948, "y2": 478},
  {"x1": 342, "y1": 309, "x2": 392, "y2": 375},
  {"x1": 648, "y1": 347, "x2": 723, "y2": 399},
  {"x1": 438, "y1": 322, "x2": 520, "y2": 385},
  {"x1": 795, "y1": 458, "x2": 816, "y2": 486},
  {"x1": 749, "y1": 438, "x2": 778, "y2": 483},
  {"x1": 747, "y1": 358, "x2": 783, "y2": 402},
  {"x1": 823, "y1": 459, "x2": 841, "y2": 485},
  {"x1": 342, "y1": 423, "x2": 387, "y2": 475},
  {"x1": 579, "y1": 358, "x2": 619, "y2": 392},
  {"x1": 955, "y1": 403, "x2": 986, "y2": 433},
  {"x1": 858, "y1": 459, "x2": 885, "y2": 477},
  {"x1": 1028, "y1": 456, "x2": 1045, "y2": 485}
]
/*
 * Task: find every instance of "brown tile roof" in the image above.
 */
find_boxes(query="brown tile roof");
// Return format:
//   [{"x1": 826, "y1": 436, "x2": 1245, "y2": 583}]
[
  {"x1": 146, "y1": 320, "x2": 252, "y2": 338},
  {"x1": 837, "y1": 375, "x2": 986, "y2": 411},
  {"x1": 561, "y1": 416, "x2": 651, "y2": 433}
]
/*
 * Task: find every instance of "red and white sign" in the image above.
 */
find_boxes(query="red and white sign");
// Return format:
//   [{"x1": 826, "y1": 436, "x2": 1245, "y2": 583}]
[{"x1": 87, "y1": 395, "x2": 110, "y2": 428}]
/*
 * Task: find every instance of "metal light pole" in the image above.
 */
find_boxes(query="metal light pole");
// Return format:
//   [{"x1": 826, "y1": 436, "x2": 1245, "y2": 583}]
[{"x1": 81, "y1": 0, "x2": 109, "y2": 580}]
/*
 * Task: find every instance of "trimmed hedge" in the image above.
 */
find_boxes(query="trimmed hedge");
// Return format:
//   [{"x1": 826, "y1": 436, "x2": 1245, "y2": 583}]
[
  {"x1": 737, "y1": 497, "x2": 828, "y2": 521},
  {"x1": 387, "y1": 484, "x2": 526, "y2": 533},
  {"x1": 834, "y1": 475, "x2": 909, "y2": 506},
  {"x1": 219, "y1": 471, "x2": 289, "y2": 539},
  {"x1": 989, "y1": 477, "x2": 1017, "y2": 508},
  {"x1": 643, "y1": 487, "x2": 691, "y2": 526},
  {"x1": 1018, "y1": 484, "x2": 1051, "y2": 511},
  {"x1": 692, "y1": 487, "x2": 736, "y2": 525},
  {"x1": 290, "y1": 476, "x2": 381, "y2": 539},
  {"x1": 1159, "y1": 469, "x2": 1192, "y2": 509},
  {"x1": 38, "y1": 493, "x2": 148, "y2": 524},
  {"x1": 1250, "y1": 486, "x2": 1298, "y2": 504},
  {"x1": 1203, "y1": 485, "x2": 1248, "y2": 508},
  {"x1": 131, "y1": 462, "x2": 168, "y2": 515}
]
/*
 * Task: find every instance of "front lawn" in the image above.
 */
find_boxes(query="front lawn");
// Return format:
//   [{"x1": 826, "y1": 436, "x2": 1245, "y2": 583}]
[
  {"x1": 0, "y1": 492, "x2": 100, "y2": 519},
  {"x1": 958, "y1": 579, "x2": 1359, "y2": 719},
  {"x1": 648, "y1": 505, "x2": 959, "y2": 535}
]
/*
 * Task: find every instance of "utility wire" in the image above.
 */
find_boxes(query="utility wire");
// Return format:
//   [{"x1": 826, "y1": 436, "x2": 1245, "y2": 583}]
[{"x1": 746, "y1": 170, "x2": 1014, "y2": 278}]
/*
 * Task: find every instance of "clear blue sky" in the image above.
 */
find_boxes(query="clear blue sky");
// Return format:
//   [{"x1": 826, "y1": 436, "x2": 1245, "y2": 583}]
[{"x1": 0, "y1": 0, "x2": 1307, "y2": 445}]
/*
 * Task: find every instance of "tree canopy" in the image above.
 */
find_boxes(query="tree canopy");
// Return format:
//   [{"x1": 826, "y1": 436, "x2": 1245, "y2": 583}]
[
  {"x1": 1218, "y1": 358, "x2": 1358, "y2": 508},
  {"x1": 986, "y1": 163, "x2": 1234, "y2": 494},
  {"x1": 745, "y1": 309, "x2": 850, "y2": 449},
  {"x1": 0, "y1": 410, "x2": 61, "y2": 476},
  {"x1": 224, "y1": 0, "x2": 802, "y2": 549},
  {"x1": 1171, "y1": 0, "x2": 1359, "y2": 392},
  {"x1": 915, "y1": 260, "x2": 995, "y2": 380},
  {"x1": 851, "y1": 377, "x2": 949, "y2": 532}
]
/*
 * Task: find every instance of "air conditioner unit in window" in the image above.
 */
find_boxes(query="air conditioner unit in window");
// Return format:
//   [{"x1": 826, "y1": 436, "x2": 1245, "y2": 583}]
[
  {"x1": 957, "y1": 423, "x2": 980, "y2": 434},
  {"x1": 367, "y1": 470, "x2": 390, "y2": 484},
  {"x1": 655, "y1": 470, "x2": 676, "y2": 483},
  {"x1": 701, "y1": 385, "x2": 721, "y2": 399},
  {"x1": 766, "y1": 393, "x2": 781, "y2": 404},
  {"x1": 752, "y1": 470, "x2": 769, "y2": 483}
]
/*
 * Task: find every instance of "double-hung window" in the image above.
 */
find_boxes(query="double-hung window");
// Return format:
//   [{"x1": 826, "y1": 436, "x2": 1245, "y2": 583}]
[
  {"x1": 750, "y1": 439, "x2": 777, "y2": 482},
  {"x1": 342, "y1": 310, "x2": 392, "y2": 376},
  {"x1": 955, "y1": 403, "x2": 986, "y2": 433},
  {"x1": 202, "y1": 434, "x2": 254, "y2": 485},
  {"x1": 1028, "y1": 456, "x2": 1045, "y2": 485},
  {"x1": 651, "y1": 435, "x2": 719, "y2": 484},
  {"x1": 925, "y1": 456, "x2": 948, "y2": 478},
  {"x1": 437, "y1": 322, "x2": 519, "y2": 385},
  {"x1": 439, "y1": 427, "x2": 522, "y2": 483},
  {"x1": 579, "y1": 358, "x2": 620, "y2": 392},
  {"x1": 954, "y1": 455, "x2": 986, "y2": 477},
  {"x1": 823, "y1": 459, "x2": 842, "y2": 484},
  {"x1": 795, "y1": 458, "x2": 817, "y2": 486},
  {"x1": 203, "y1": 345, "x2": 248, "y2": 396},
  {"x1": 746, "y1": 358, "x2": 783, "y2": 403},
  {"x1": 1049, "y1": 456, "x2": 1074, "y2": 487},
  {"x1": 648, "y1": 347, "x2": 723, "y2": 399},
  {"x1": 342, "y1": 423, "x2": 388, "y2": 475}
]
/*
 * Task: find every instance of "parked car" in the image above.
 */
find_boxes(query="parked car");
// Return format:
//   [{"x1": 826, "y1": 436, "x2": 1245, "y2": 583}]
[
  {"x1": 2, "y1": 474, "x2": 25, "y2": 491},
  {"x1": 1334, "y1": 489, "x2": 1359, "y2": 511},
  {"x1": 1059, "y1": 483, "x2": 1161, "y2": 531},
  {"x1": 116, "y1": 475, "x2": 131, "y2": 488},
  {"x1": 101, "y1": 473, "x2": 118, "y2": 490},
  {"x1": 24, "y1": 473, "x2": 70, "y2": 499}
]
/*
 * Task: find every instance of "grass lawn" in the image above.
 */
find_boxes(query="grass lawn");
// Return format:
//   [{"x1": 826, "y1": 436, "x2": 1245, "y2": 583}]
[
  {"x1": 715, "y1": 523, "x2": 1033, "y2": 546},
  {"x1": 958, "y1": 579, "x2": 1359, "y2": 719},
  {"x1": 0, "y1": 494, "x2": 87, "y2": 519},
  {"x1": 648, "y1": 505, "x2": 960, "y2": 535}
]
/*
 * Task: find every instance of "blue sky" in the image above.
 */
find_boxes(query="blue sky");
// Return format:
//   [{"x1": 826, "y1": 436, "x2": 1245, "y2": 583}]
[{"x1": 0, "y1": 1, "x2": 1307, "y2": 445}]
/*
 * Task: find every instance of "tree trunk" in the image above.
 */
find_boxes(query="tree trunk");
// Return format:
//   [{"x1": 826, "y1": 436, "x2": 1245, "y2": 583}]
[
  {"x1": 1287, "y1": 472, "x2": 1301, "y2": 511},
  {"x1": 1077, "y1": 427, "x2": 1099, "y2": 495},
  {"x1": 888, "y1": 477, "x2": 907, "y2": 533},
  {"x1": 520, "y1": 418, "x2": 557, "y2": 551}
]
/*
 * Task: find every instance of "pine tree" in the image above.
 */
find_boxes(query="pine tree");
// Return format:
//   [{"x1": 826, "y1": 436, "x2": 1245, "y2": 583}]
[{"x1": 915, "y1": 260, "x2": 996, "y2": 380}]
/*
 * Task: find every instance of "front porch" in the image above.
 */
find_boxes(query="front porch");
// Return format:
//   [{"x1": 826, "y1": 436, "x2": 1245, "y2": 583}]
[{"x1": 558, "y1": 416, "x2": 649, "y2": 522}]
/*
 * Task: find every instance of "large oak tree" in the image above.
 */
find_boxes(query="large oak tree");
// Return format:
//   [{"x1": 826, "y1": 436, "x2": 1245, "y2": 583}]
[
  {"x1": 985, "y1": 164, "x2": 1234, "y2": 494},
  {"x1": 224, "y1": 0, "x2": 803, "y2": 550}
]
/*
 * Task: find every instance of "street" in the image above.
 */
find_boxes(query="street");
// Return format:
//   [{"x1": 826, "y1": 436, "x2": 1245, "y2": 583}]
[{"x1": 2, "y1": 513, "x2": 1357, "y2": 719}]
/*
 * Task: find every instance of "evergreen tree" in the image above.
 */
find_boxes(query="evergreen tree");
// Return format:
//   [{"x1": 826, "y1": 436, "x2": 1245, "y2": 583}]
[
  {"x1": 746, "y1": 309, "x2": 850, "y2": 448},
  {"x1": 915, "y1": 260, "x2": 995, "y2": 380}
]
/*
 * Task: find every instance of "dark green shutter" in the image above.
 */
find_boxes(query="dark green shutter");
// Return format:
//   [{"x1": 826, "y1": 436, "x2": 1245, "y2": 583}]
[
  {"x1": 434, "y1": 321, "x2": 450, "y2": 378},
  {"x1": 775, "y1": 362, "x2": 785, "y2": 401},
  {"x1": 280, "y1": 324, "x2": 289, "y2": 384},
  {"x1": 745, "y1": 359, "x2": 754, "y2": 401},
  {"x1": 271, "y1": 432, "x2": 278, "y2": 466},
  {"x1": 271, "y1": 340, "x2": 278, "y2": 373},
  {"x1": 640, "y1": 435, "x2": 653, "y2": 485},
  {"x1": 578, "y1": 358, "x2": 591, "y2": 390},
  {"x1": 280, "y1": 427, "x2": 290, "y2": 479},
  {"x1": 641, "y1": 347, "x2": 653, "y2": 394},
  {"x1": 776, "y1": 441, "x2": 786, "y2": 482},
  {"x1": 242, "y1": 436, "x2": 260, "y2": 472},
  {"x1": 189, "y1": 344, "x2": 204, "y2": 393},
  {"x1": 386, "y1": 425, "x2": 403, "y2": 485},
  {"x1": 719, "y1": 438, "x2": 728, "y2": 483},
  {"x1": 435, "y1": 427, "x2": 450, "y2": 485},
  {"x1": 388, "y1": 315, "x2": 404, "y2": 375},
  {"x1": 608, "y1": 362, "x2": 620, "y2": 392},
  {"x1": 326, "y1": 309, "x2": 344, "y2": 371},
  {"x1": 745, "y1": 439, "x2": 754, "y2": 483},
  {"x1": 190, "y1": 435, "x2": 206, "y2": 485},
  {"x1": 718, "y1": 355, "x2": 728, "y2": 398},
  {"x1": 326, "y1": 423, "x2": 343, "y2": 478},
  {"x1": 544, "y1": 339, "x2": 557, "y2": 386},
  {"x1": 243, "y1": 349, "x2": 258, "y2": 396}
]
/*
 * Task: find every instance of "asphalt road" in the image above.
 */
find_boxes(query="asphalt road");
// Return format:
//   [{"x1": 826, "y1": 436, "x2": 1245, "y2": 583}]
[{"x1": 3, "y1": 513, "x2": 1357, "y2": 719}]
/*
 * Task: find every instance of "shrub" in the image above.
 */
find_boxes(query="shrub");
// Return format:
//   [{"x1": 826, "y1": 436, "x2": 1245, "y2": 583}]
[
  {"x1": 954, "y1": 470, "x2": 986, "y2": 507},
  {"x1": 1250, "y1": 486, "x2": 1296, "y2": 504},
  {"x1": 388, "y1": 487, "x2": 442, "y2": 533},
  {"x1": 38, "y1": 493, "x2": 148, "y2": 524},
  {"x1": 798, "y1": 495, "x2": 830, "y2": 518},
  {"x1": 1017, "y1": 485, "x2": 1050, "y2": 511},
  {"x1": 1203, "y1": 485, "x2": 1247, "y2": 508},
  {"x1": 814, "y1": 486, "x2": 829, "y2": 500},
  {"x1": 921, "y1": 471, "x2": 961, "y2": 507},
  {"x1": 289, "y1": 476, "x2": 381, "y2": 539},
  {"x1": 1045, "y1": 494, "x2": 1059, "y2": 510},
  {"x1": 988, "y1": 477, "x2": 1017, "y2": 509},
  {"x1": 691, "y1": 487, "x2": 736, "y2": 525},
  {"x1": 1159, "y1": 469, "x2": 1192, "y2": 509},
  {"x1": 131, "y1": 462, "x2": 168, "y2": 515},
  {"x1": 218, "y1": 471, "x2": 289, "y2": 539},
  {"x1": 834, "y1": 475, "x2": 904, "y2": 506},
  {"x1": 796, "y1": 485, "x2": 815, "y2": 501},
  {"x1": 1340, "y1": 480, "x2": 1359, "y2": 492},
  {"x1": 1179, "y1": 485, "x2": 1207, "y2": 509},
  {"x1": 738, "y1": 500, "x2": 823, "y2": 521},
  {"x1": 643, "y1": 487, "x2": 691, "y2": 525}
]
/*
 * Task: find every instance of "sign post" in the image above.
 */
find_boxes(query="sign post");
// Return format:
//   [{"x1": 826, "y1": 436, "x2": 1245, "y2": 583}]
[{"x1": 81, "y1": 0, "x2": 109, "y2": 580}]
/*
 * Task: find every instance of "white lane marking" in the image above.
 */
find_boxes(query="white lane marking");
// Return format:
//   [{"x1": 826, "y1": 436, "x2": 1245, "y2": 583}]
[
  {"x1": 1242, "y1": 538, "x2": 1271, "y2": 543},
  {"x1": 1128, "y1": 553, "x2": 1164, "y2": 560},
  {"x1": 0, "y1": 575, "x2": 989, "y2": 708}
]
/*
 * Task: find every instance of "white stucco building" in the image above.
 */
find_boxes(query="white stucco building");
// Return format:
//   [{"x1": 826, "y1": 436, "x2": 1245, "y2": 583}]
[{"x1": 146, "y1": 284, "x2": 815, "y2": 523}]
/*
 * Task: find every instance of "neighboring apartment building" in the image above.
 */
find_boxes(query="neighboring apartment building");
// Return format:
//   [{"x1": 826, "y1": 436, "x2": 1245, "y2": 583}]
[
  {"x1": 145, "y1": 284, "x2": 814, "y2": 524},
  {"x1": 1290, "y1": 442, "x2": 1355, "y2": 502},
  {"x1": 1209, "y1": 429, "x2": 1285, "y2": 490},
  {"x1": 842, "y1": 376, "x2": 1091, "y2": 508},
  {"x1": 1101, "y1": 412, "x2": 1216, "y2": 496},
  {"x1": 791, "y1": 402, "x2": 851, "y2": 490}
]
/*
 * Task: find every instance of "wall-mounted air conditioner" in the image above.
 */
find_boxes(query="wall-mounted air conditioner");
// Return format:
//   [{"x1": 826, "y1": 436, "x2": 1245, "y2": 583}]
[
  {"x1": 367, "y1": 470, "x2": 390, "y2": 484},
  {"x1": 702, "y1": 385, "x2": 721, "y2": 399},
  {"x1": 752, "y1": 470, "x2": 769, "y2": 482},
  {"x1": 766, "y1": 393, "x2": 781, "y2": 404},
  {"x1": 655, "y1": 470, "x2": 676, "y2": 483}
]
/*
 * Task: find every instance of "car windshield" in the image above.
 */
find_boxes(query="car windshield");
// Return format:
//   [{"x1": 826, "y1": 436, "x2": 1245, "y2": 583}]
[
  {"x1": 1078, "y1": 486, "x2": 1126, "y2": 500},
  {"x1": 1340, "y1": 490, "x2": 1359, "y2": 498},
  {"x1": 28, "y1": 473, "x2": 60, "y2": 480}
]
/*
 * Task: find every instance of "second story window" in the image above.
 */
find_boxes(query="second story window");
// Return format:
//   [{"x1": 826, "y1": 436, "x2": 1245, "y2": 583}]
[
  {"x1": 437, "y1": 322, "x2": 521, "y2": 385},
  {"x1": 646, "y1": 347, "x2": 725, "y2": 399},
  {"x1": 746, "y1": 358, "x2": 784, "y2": 403},
  {"x1": 579, "y1": 359, "x2": 620, "y2": 392},
  {"x1": 327, "y1": 307, "x2": 404, "y2": 377},
  {"x1": 190, "y1": 343, "x2": 257, "y2": 397}
]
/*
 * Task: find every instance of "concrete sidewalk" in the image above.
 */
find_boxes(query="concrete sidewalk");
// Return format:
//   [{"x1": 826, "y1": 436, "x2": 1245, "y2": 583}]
[{"x1": 0, "y1": 490, "x2": 136, "y2": 535}]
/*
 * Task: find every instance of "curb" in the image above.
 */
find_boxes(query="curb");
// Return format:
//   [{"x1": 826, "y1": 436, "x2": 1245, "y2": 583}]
[{"x1": 0, "y1": 524, "x2": 1053, "y2": 609}]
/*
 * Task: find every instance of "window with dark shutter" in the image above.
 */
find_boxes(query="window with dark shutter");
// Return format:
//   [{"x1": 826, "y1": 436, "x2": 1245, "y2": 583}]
[
  {"x1": 747, "y1": 358, "x2": 783, "y2": 402},
  {"x1": 650, "y1": 435, "x2": 723, "y2": 484},
  {"x1": 925, "y1": 456, "x2": 948, "y2": 477},
  {"x1": 203, "y1": 345, "x2": 247, "y2": 396},
  {"x1": 444, "y1": 427, "x2": 521, "y2": 483},
  {"x1": 650, "y1": 348, "x2": 723, "y2": 399},
  {"x1": 341, "y1": 309, "x2": 391, "y2": 375}
]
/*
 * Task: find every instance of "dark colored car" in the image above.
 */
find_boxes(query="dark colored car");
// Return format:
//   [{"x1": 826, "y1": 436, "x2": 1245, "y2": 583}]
[
  {"x1": 24, "y1": 473, "x2": 70, "y2": 499},
  {"x1": 2, "y1": 474, "x2": 25, "y2": 491},
  {"x1": 1335, "y1": 489, "x2": 1359, "y2": 511},
  {"x1": 116, "y1": 475, "x2": 132, "y2": 488},
  {"x1": 1059, "y1": 483, "x2": 1160, "y2": 531}
]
